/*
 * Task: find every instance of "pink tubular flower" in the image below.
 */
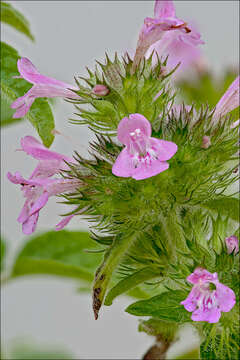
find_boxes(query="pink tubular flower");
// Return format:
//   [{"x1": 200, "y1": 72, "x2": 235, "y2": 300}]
[
  {"x1": 11, "y1": 58, "x2": 80, "y2": 118},
  {"x1": 181, "y1": 268, "x2": 236, "y2": 323},
  {"x1": 112, "y1": 114, "x2": 177, "y2": 180},
  {"x1": 213, "y1": 76, "x2": 240, "y2": 122},
  {"x1": 147, "y1": 23, "x2": 205, "y2": 76},
  {"x1": 7, "y1": 136, "x2": 81, "y2": 235},
  {"x1": 225, "y1": 235, "x2": 239, "y2": 255},
  {"x1": 133, "y1": 0, "x2": 204, "y2": 68}
]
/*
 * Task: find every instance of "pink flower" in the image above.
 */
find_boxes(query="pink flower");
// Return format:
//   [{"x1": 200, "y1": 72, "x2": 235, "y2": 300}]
[
  {"x1": 213, "y1": 76, "x2": 240, "y2": 122},
  {"x1": 7, "y1": 136, "x2": 81, "y2": 235},
  {"x1": 11, "y1": 58, "x2": 79, "y2": 118},
  {"x1": 181, "y1": 268, "x2": 236, "y2": 323},
  {"x1": 147, "y1": 23, "x2": 205, "y2": 76},
  {"x1": 112, "y1": 113, "x2": 177, "y2": 180},
  {"x1": 225, "y1": 236, "x2": 239, "y2": 255},
  {"x1": 133, "y1": 0, "x2": 204, "y2": 68}
]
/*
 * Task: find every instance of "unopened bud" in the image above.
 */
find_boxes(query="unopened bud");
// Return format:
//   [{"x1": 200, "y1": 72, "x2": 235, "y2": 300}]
[
  {"x1": 92, "y1": 84, "x2": 109, "y2": 96},
  {"x1": 201, "y1": 136, "x2": 211, "y2": 149}
]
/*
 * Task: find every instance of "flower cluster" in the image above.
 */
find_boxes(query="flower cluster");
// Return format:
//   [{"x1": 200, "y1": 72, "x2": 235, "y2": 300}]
[
  {"x1": 7, "y1": 0, "x2": 239, "y2": 331},
  {"x1": 8, "y1": 136, "x2": 81, "y2": 234}
]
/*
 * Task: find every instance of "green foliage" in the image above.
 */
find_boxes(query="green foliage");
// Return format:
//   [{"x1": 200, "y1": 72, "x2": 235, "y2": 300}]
[
  {"x1": 105, "y1": 266, "x2": 160, "y2": 306},
  {"x1": 1, "y1": 97, "x2": 20, "y2": 126},
  {"x1": 0, "y1": 42, "x2": 55, "y2": 147},
  {"x1": 126, "y1": 290, "x2": 191, "y2": 323},
  {"x1": 71, "y1": 53, "x2": 173, "y2": 134},
  {"x1": 199, "y1": 316, "x2": 240, "y2": 360},
  {"x1": 201, "y1": 197, "x2": 239, "y2": 222},
  {"x1": 12, "y1": 230, "x2": 102, "y2": 282},
  {"x1": 1, "y1": 1, "x2": 35, "y2": 41}
]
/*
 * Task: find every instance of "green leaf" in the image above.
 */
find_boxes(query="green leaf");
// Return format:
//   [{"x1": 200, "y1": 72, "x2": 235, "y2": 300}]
[
  {"x1": 105, "y1": 266, "x2": 160, "y2": 305},
  {"x1": 92, "y1": 232, "x2": 137, "y2": 319},
  {"x1": 126, "y1": 290, "x2": 191, "y2": 323},
  {"x1": 201, "y1": 197, "x2": 239, "y2": 222},
  {"x1": 1, "y1": 1, "x2": 34, "y2": 41},
  {"x1": 0, "y1": 97, "x2": 22, "y2": 126},
  {"x1": 12, "y1": 230, "x2": 102, "y2": 282},
  {"x1": 0, "y1": 42, "x2": 54, "y2": 147}
]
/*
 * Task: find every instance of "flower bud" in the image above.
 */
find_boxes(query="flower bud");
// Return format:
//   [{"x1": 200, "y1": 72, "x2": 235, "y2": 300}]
[
  {"x1": 201, "y1": 135, "x2": 211, "y2": 149},
  {"x1": 92, "y1": 84, "x2": 109, "y2": 96}
]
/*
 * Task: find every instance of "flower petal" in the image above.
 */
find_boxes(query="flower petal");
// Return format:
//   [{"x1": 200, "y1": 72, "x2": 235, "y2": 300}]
[
  {"x1": 21, "y1": 136, "x2": 72, "y2": 162},
  {"x1": 17, "y1": 58, "x2": 77, "y2": 89},
  {"x1": 22, "y1": 212, "x2": 39, "y2": 235},
  {"x1": 191, "y1": 307, "x2": 221, "y2": 323},
  {"x1": 181, "y1": 286, "x2": 200, "y2": 312},
  {"x1": 214, "y1": 76, "x2": 240, "y2": 120},
  {"x1": 117, "y1": 114, "x2": 152, "y2": 145},
  {"x1": 150, "y1": 138, "x2": 178, "y2": 161},
  {"x1": 154, "y1": 0, "x2": 176, "y2": 19},
  {"x1": 112, "y1": 148, "x2": 135, "y2": 178},
  {"x1": 28, "y1": 191, "x2": 49, "y2": 217},
  {"x1": 187, "y1": 268, "x2": 217, "y2": 284},
  {"x1": 216, "y1": 283, "x2": 236, "y2": 313},
  {"x1": 132, "y1": 160, "x2": 169, "y2": 180}
]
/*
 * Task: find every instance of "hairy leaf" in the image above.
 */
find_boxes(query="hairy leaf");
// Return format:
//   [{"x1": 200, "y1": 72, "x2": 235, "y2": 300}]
[
  {"x1": 201, "y1": 197, "x2": 239, "y2": 222},
  {"x1": 12, "y1": 230, "x2": 102, "y2": 282},
  {"x1": 92, "y1": 232, "x2": 138, "y2": 319},
  {"x1": 0, "y1": 42, "x2": 54, "y2": 147},
  {"x1": 1, "y1": 1, "x2": 34, "y2": 41},
  {"x1": 105, "y1": 266, "x2": 160, "y2": 305},
  {"x1": 126, "y1": 290, "x2": 191, "y2": 323}
]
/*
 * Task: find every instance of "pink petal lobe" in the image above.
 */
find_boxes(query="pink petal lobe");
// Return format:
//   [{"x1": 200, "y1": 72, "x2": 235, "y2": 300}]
[
  {"x1": 117, "y1": 114, "x2": 152, "y2": 145},
  {"x1": 191, "y1": 307, "x2": 221, "y2": 323},
  {"x1": 17, "y1": 57, "x2": 78, "y2": 90},
  {"x1": 17, "y1": 200, "x2": 31, "y2": 224},
  {"x1": 180, "y1": 287, "x2": 199, "y2": 312},
  {"x1": 22, "y1": 212, "x2": 39, "y2": 235},
  {"x1": 28, "y1": 192, "x2": 49, "y2": 216},
  {"x1": 17, "y1": 58, "x2": 41, "y2": 84},
  {"x1": 214, "y1": 76, "x2": 240, "y2": 120},
  {"x1": 150, "y1": 138, "x2": 178, "y2": 161},
  {"x1": 132, "y1": 160, "x2": 169, "y2": 180},
  {"x1": 56, "y1": 214, "x2": 75, "y2": 231},
  {"x1": 216, "y1": 283, "x2": 236, "y2": 312},
  {"x1": 21, "y1": 136, "x2": 72, "y2": 162},
  {"x1": 154, "y1": 0, "x2": 176, "y2": 19},
  {"x1": 112, "y1": 148, "x2": 135, "y2": 178}
]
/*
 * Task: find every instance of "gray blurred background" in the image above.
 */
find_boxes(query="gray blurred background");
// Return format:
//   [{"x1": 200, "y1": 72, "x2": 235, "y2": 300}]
[{"x1": 1, "y1": 1, "x2": 239, "y2": 358}]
